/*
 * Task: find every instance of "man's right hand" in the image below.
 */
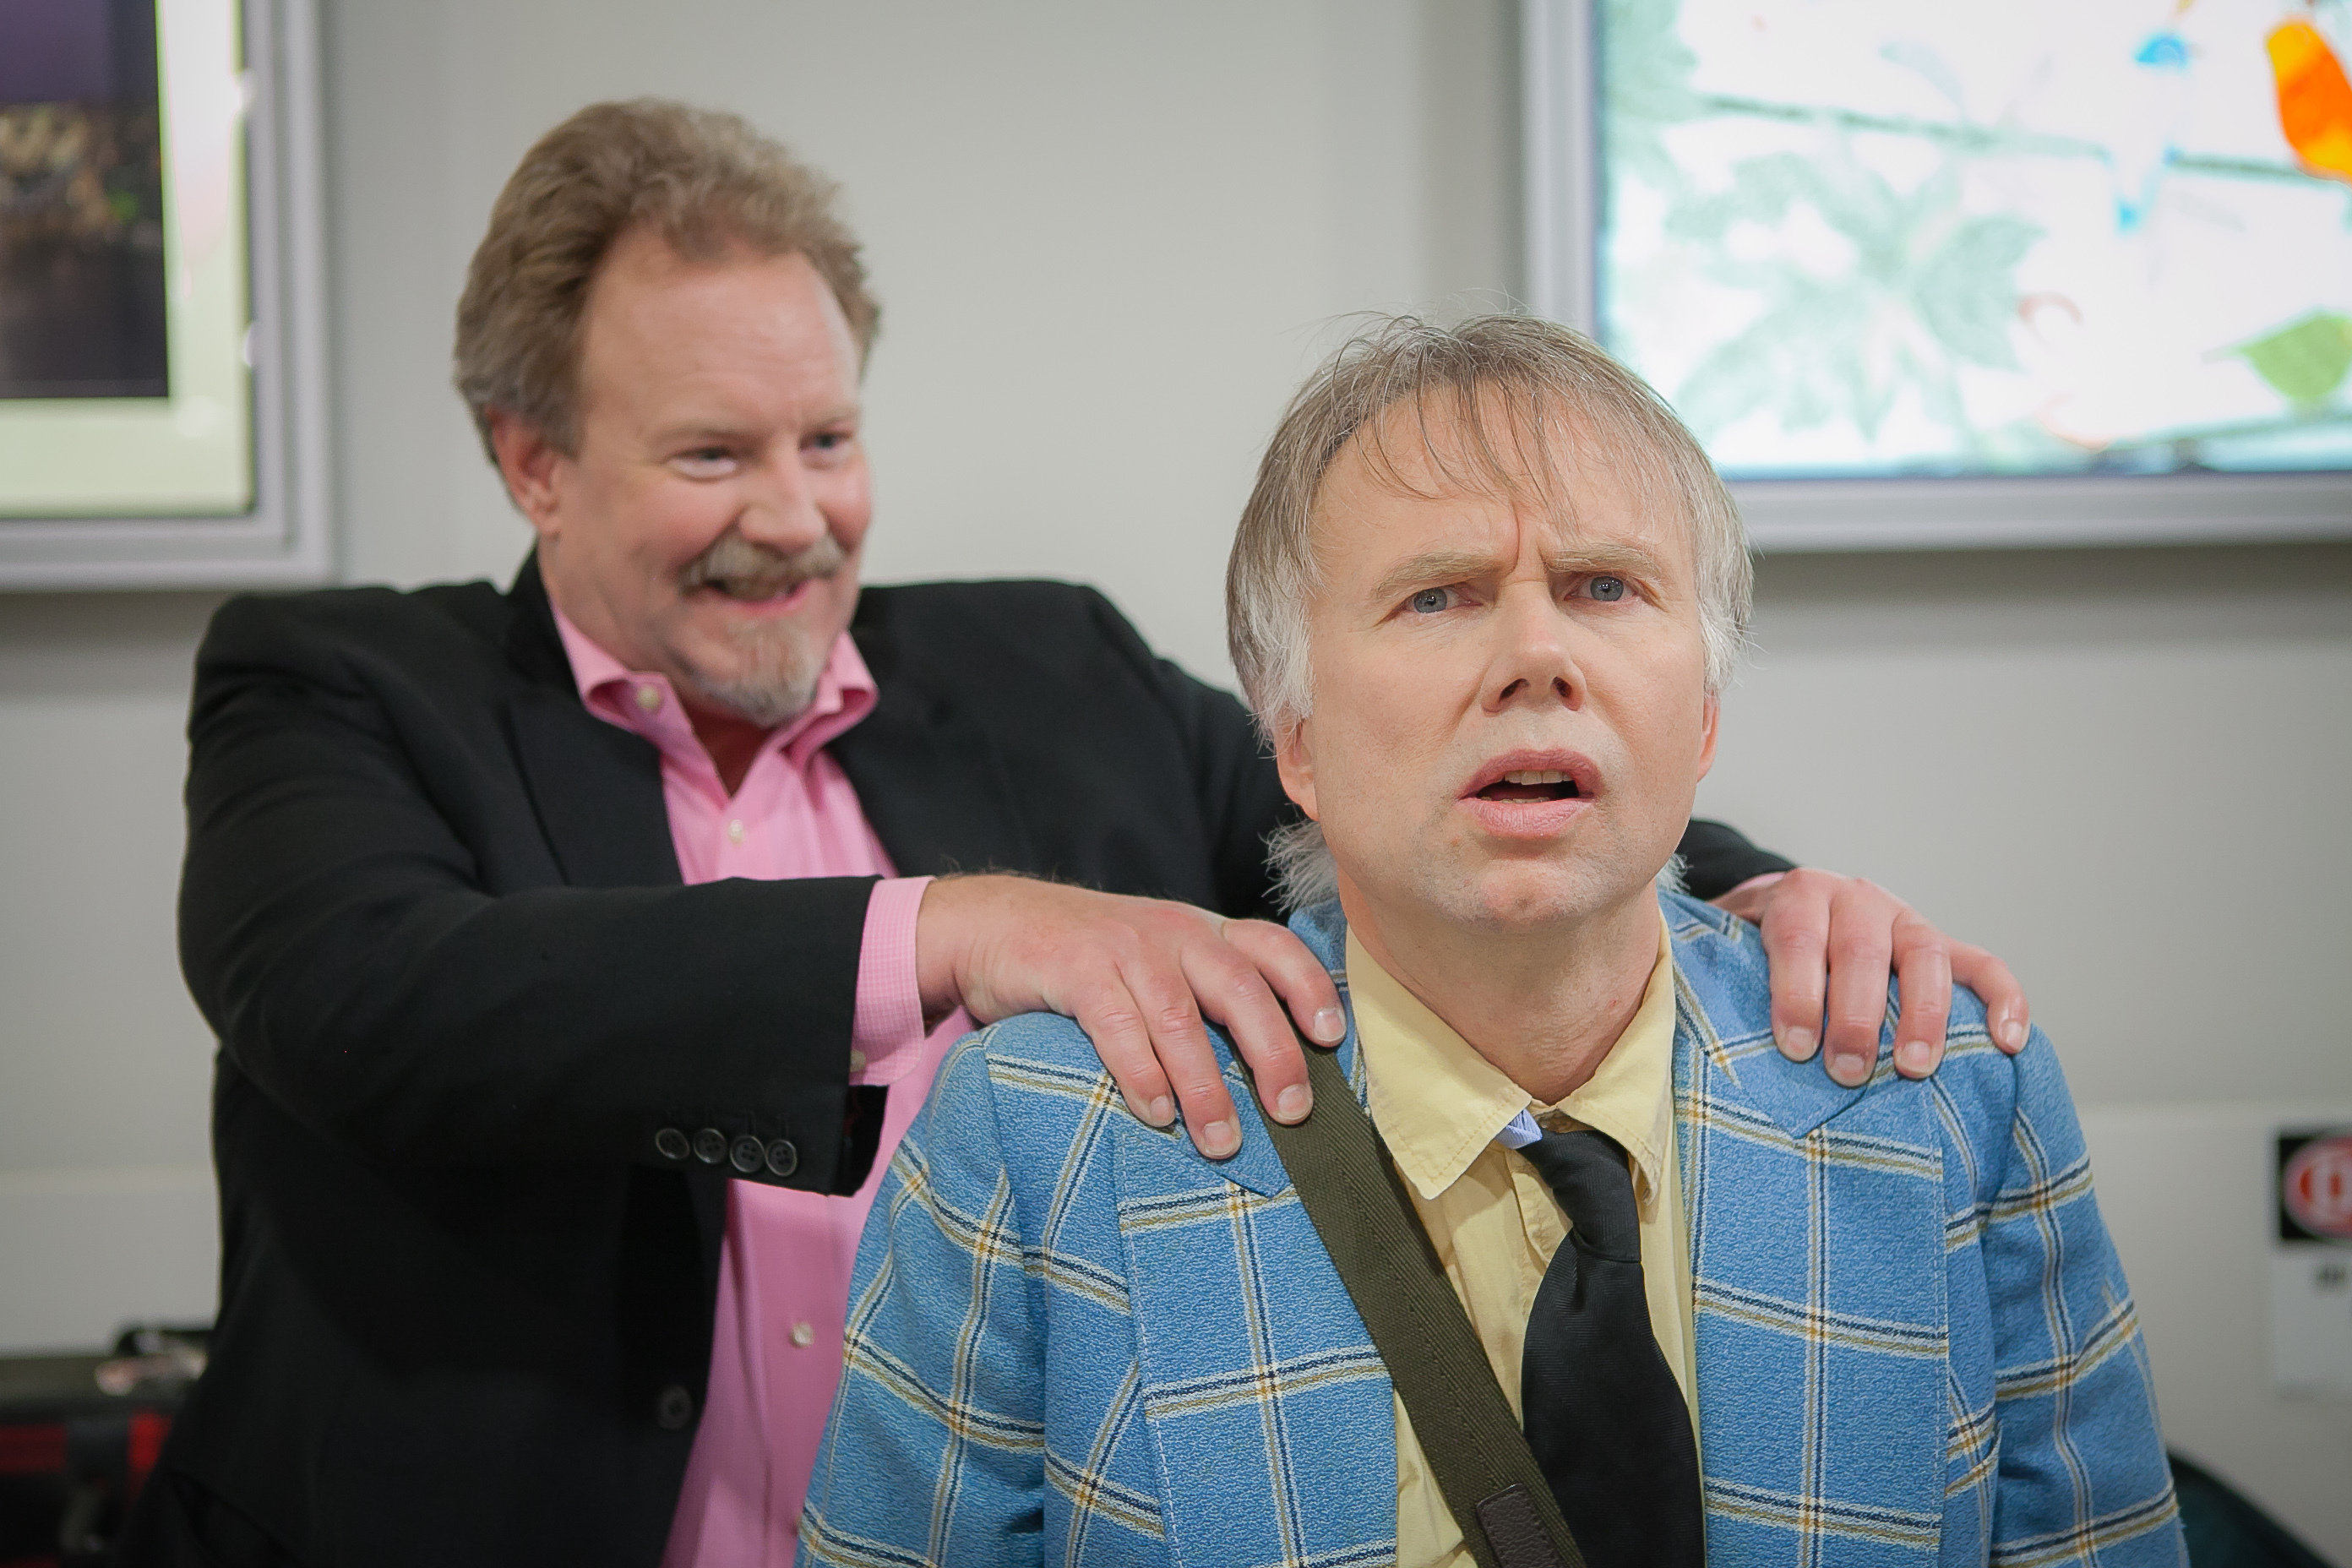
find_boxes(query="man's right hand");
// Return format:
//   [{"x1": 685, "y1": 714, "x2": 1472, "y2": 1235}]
[{"x1": 913, "y1": 875, "x2": 1347, "y2": 1161}]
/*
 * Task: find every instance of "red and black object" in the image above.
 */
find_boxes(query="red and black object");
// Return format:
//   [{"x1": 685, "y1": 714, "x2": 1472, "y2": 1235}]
[{"x1": 0, "y1": 1331, "x2": 199, "y2": 1568}]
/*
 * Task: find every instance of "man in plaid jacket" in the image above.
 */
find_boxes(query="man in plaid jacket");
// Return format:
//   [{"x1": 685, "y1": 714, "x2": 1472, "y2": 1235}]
[{"x1": 798, "y1": 317, "x2": 2181, "y2": 1567}]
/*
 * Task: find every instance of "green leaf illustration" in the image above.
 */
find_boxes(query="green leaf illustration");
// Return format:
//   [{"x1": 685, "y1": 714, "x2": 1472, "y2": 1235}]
[
  {"x1": 1664, "y1": 141, "x2": 2039, "y2": 448},
  {"x1": 1914, "y1": 216, "x2": 2038, "y2": 370},
  {"x1": 2230, "y1": 312, "x2": 2352, "y2": 409},
  {"x1": 1599, "y1": 0, "x2": 1705, "y2": 189}
]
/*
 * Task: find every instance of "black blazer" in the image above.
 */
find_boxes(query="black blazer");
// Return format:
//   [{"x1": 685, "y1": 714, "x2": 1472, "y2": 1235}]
[{"x1": 140, "y1": 561, "x2": 1789, "y2": 1566}]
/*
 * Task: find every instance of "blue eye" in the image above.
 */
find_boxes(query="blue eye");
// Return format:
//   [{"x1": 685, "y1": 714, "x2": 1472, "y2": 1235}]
[
  {"x1": 1588, "y1": 575, "x2": 1626, "y2": 602},
  {"x1": 1409, "y1": 587, "x2": 1450, "y2": 614}
]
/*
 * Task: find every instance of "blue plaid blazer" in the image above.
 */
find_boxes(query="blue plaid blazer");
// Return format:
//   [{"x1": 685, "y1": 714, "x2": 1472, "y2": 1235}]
[{"x1": 799, "y1": 894, "x2": 2182, "y2": 1567}]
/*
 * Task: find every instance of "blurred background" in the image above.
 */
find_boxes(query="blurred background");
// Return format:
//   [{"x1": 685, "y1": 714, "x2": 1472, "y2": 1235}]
[{"x1": 0, "y1": 0, "x2": 2346, "y2": 1557}]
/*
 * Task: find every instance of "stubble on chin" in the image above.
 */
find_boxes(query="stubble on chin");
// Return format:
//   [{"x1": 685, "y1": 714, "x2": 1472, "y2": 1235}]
[
  {"x1": 676, "y1": 618, "x2": 831, "y2": 728},
  {"x1": 1423, "y1": 825, "x2": 1642, "y2": 934}
]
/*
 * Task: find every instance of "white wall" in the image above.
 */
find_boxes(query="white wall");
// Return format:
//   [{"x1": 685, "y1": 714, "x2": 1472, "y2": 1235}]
[
  {"x1": 1, "y1": 0, "x2": 2345, "y2": 1554},
  {"x1": 0, "y1": 592, "x2": 222, "y2": 1341}
]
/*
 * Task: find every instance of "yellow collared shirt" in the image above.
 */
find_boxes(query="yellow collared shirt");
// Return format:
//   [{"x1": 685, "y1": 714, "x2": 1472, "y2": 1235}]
[{"x1": 1344, "y1": 918, "x2": 1695, "y2": 1568}]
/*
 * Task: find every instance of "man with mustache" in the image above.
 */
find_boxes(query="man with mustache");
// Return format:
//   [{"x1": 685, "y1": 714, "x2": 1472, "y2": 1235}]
[
  {"x1": 129, "y1": 102, "x2": 2030, "y2": 1567},
  {"x1": 801, "y1": 314, "x2": 2178, "y2": 1568}
]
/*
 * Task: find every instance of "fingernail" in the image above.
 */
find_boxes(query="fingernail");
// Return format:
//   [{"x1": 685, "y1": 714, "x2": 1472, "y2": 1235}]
[
  {"x1": 1896, "y1": 1039, "x2": 1935, "y2": 1076},
  {"x1": 1311, "y1": 1007, "x2": 1346, "y2": 1044},
  {"x1": 1201, "y1": 1119, "x2": 1239, "y2": 1159},
  {"x1": 1998, "y1": 1015, "x2": 2027, "y2": 1053},
  {"x1": 1144, "y1": 1096, "x2": 1174, "y2": 1128},
  {"x1": 1779, "y1": 1026, "x2": 1817, "y2": 1062},
  {"x1": 1829, "y1": 1050, "x2": 1870, "y2": 1088},
  {"x1": 1276, "y1": 1084, "x2": 1312, "y2": 1123}
]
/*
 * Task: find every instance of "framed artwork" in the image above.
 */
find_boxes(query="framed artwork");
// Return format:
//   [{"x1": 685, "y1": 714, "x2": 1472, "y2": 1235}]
[
  {"x1": 0, "y1": 0, "x2": 327, "y2": 588},
  {"x1": 1527, "y1": 0, "x2": 2352, "y2": 547}
]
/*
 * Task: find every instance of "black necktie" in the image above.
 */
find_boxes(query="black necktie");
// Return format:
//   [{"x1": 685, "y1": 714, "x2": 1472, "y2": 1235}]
[{"x1": 1515, "y1": 1127, "x2": 1705, "y2": 1568}]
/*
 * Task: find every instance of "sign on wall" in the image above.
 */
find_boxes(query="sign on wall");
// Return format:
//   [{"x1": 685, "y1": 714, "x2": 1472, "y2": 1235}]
[
  {"x1": 2272, "y1": 1127, "x2": 2352, "y2": 1394},
  {"x1": 0, "y1": 0, "x2": 327, "y2": 588},
  {"x1": 1527, "y1": 0, "x2": 2352, "y2": 547}
]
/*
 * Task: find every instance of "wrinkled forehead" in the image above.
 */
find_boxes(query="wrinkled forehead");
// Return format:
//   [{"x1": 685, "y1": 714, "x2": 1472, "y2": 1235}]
[{"x1": 1306, "y1": 383, "x2": 1690, "y2": 569}]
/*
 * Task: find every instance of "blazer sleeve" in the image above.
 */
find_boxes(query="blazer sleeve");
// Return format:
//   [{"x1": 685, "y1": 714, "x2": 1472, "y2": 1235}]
[
  {"x1": 798, "y1": 1032, "x2": 1048, "y2": 1565},
  {"x1": 1674, "y1": 819, "x2": 1795, "y2": 901},
  {"x1": 1978, "y1": 1037, "x2": 2186, "y2": 1565},
  {"x1": 177, "y1": 594, "x2": 879, "y2": 1192},
  {"x1": 1080, "y1": 588, "x2": 1296, "y2": 921}
]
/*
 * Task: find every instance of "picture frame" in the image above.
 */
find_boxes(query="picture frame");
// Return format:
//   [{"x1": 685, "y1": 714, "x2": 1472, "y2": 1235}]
[
  {"x1": 1523, "y1": 0, "x2": 2352, "y2": 550},
  {"x1": 0, "y1": 0, "x2": 329, "y2": 589}
]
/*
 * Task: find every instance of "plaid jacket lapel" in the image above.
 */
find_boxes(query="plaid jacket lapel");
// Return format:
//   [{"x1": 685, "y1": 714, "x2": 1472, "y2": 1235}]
[
  {"x1": 1113, "y1": 1000, "x2": 1398, "y2": 1567},
  {"x1": 1671, "y1": 924, "x2": 1953, "y2": 1565}
]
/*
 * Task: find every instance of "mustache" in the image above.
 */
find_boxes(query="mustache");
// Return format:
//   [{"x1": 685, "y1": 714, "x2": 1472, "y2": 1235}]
[{"x1": 676, "y1": 531, "x2": 848, "y2": 600}]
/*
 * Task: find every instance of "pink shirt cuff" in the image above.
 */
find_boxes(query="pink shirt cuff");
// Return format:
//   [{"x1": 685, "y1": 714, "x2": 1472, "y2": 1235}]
[{"x1": 850, "y1": 877, "x2": 934, "y2": 1087}]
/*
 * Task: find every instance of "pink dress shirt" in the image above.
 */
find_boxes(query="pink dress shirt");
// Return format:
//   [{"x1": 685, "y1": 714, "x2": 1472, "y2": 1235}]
[{"x1": 553, "y1": 610, "x2": 972, "y2": 1568}]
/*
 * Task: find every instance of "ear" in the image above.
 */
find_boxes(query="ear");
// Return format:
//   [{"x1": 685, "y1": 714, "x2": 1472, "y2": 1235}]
[
  {"x1": 1272, "y1": 715, "x2": 1321, "y2": 823},
  {"x1": 487, "y1": 410, "x2": 569, "y2": 542},
  {"x1": 1695, "y1": 691, "x2": 1720, "y2": 782}
]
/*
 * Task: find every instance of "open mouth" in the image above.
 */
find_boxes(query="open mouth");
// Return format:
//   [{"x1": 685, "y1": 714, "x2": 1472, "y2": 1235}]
[
  {"x1": 1473, "y1": 769, "x2": 1582, "y2": 804},
  {"x1": 1458, "y1": 753, "x2": 1601, "y2": 821}
]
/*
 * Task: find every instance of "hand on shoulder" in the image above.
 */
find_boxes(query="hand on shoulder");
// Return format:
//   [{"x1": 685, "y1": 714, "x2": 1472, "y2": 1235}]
[
  {"x1": 913, "y1": 874, "x2": 1347, "y2": 1160},
  {"x1": 1712, "y1": 867, "x2": 2029, "y2": 1087}
]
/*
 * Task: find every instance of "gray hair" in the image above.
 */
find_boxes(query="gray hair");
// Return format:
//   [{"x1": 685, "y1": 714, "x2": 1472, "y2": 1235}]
[{"x1": 1223, "y1": 314, "x2": 1751, "y2": 908}]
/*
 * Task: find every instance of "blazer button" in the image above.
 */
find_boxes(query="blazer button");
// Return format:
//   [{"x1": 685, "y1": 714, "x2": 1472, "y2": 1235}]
[
  {"x1": 654, "y1": 1384, "x2": 694, "y2": 1430},
  {"x1": 729, "y1": 1135, "x2": 765, "y2": 1174},
  {"x1": 692, "y1": 1129, "x2": 727, "y2": 1164},
  {"x1": 653, "y1": 1127, "x2": 690, "y2": 1162},
  {"x1": 764, "y1": 1139, "x2": 798, "y2": 1178}
]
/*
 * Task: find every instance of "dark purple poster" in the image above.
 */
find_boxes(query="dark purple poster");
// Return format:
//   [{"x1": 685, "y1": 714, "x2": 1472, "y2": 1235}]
[{"x1": 0, "y1": 0, "x2": 169, "y2": 400}]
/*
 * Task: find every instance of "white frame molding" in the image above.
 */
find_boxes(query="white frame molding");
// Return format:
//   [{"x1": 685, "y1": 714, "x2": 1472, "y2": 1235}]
[
  {"x1": 1521, "y1": 0, "x2": 2352, "y2": 552},
  {"x1": 0, "y1": 0, "x2": 331, "y2": 590}
]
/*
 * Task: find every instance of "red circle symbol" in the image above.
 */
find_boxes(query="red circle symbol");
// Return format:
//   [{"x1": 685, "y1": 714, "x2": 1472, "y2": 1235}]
[{"x1": 2284, "y1": 1135, "x2": 2352, "y2": 1240}]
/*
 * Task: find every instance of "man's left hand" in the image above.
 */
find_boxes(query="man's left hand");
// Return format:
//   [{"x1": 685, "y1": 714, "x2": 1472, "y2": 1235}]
[{"x1": 1712, "y1": 869, "x2": 2029, "y2": 1087}]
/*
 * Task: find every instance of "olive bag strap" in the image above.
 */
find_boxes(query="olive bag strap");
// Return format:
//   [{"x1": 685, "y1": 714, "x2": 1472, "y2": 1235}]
[{"x1": 1243, "y1": 1042, "x2": 1587, "y2": 1568}]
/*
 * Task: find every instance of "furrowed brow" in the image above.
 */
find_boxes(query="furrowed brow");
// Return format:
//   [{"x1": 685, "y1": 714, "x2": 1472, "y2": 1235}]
[
  {"x1": 1368, "y1": 547, "x2": 1508, "y2": 604},
  {"x1": 1541, "y1": 541, "x2": 1668, "y2": 580}
]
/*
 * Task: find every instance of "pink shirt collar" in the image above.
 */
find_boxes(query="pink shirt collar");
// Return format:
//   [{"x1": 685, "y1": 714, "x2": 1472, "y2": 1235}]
[
  {"x1": 550, "y1": 603, "x2": 879, "y2": 770},
  {"x1": 544, "y1": 598, "x2": 945, "y2": 1565}
]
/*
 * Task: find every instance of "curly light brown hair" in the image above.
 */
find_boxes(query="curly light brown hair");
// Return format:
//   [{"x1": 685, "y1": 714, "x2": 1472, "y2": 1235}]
[{"x1": 453, "y1": 98, "x2": 879, "y2": 461}]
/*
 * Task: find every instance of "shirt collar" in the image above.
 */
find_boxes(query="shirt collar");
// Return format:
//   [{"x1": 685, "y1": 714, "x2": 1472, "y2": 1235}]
[
  {"x1": 1350, "y1": 913, "x2": 1680, "y2": 1207},
  {"x1": 550, "y1": 603, "x2": 878, "y2": 765}
]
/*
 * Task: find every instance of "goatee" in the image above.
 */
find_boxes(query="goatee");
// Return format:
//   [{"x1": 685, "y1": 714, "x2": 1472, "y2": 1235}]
[{"x1": 675, "y1": 531, "x2": 852, "y2": 727}]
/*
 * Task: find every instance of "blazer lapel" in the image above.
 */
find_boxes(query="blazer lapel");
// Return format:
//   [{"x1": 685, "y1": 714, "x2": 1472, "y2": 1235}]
[
  {"x1": 1139, "y1": 1056, "x2": 1298, "y2": 1200},
  {"x1": 1673, "y1": 972, "x2": 1952, "y2": 1564},
  {"x1": 1113, "y1": 1098, "x2": 1397, "y2": 1565},
  {"x1": 832, "y1": 612, "x2": 1035, "y2": 879},
  {"x1": 507, "y1": 694, "x2": 680, "y2": 889},
  {"x1": 501, "y1": 558, "x2": 722, "y2": 1264},
  {"x1": 502, "y1": 558, "x2": 682, "y2": 891}
]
